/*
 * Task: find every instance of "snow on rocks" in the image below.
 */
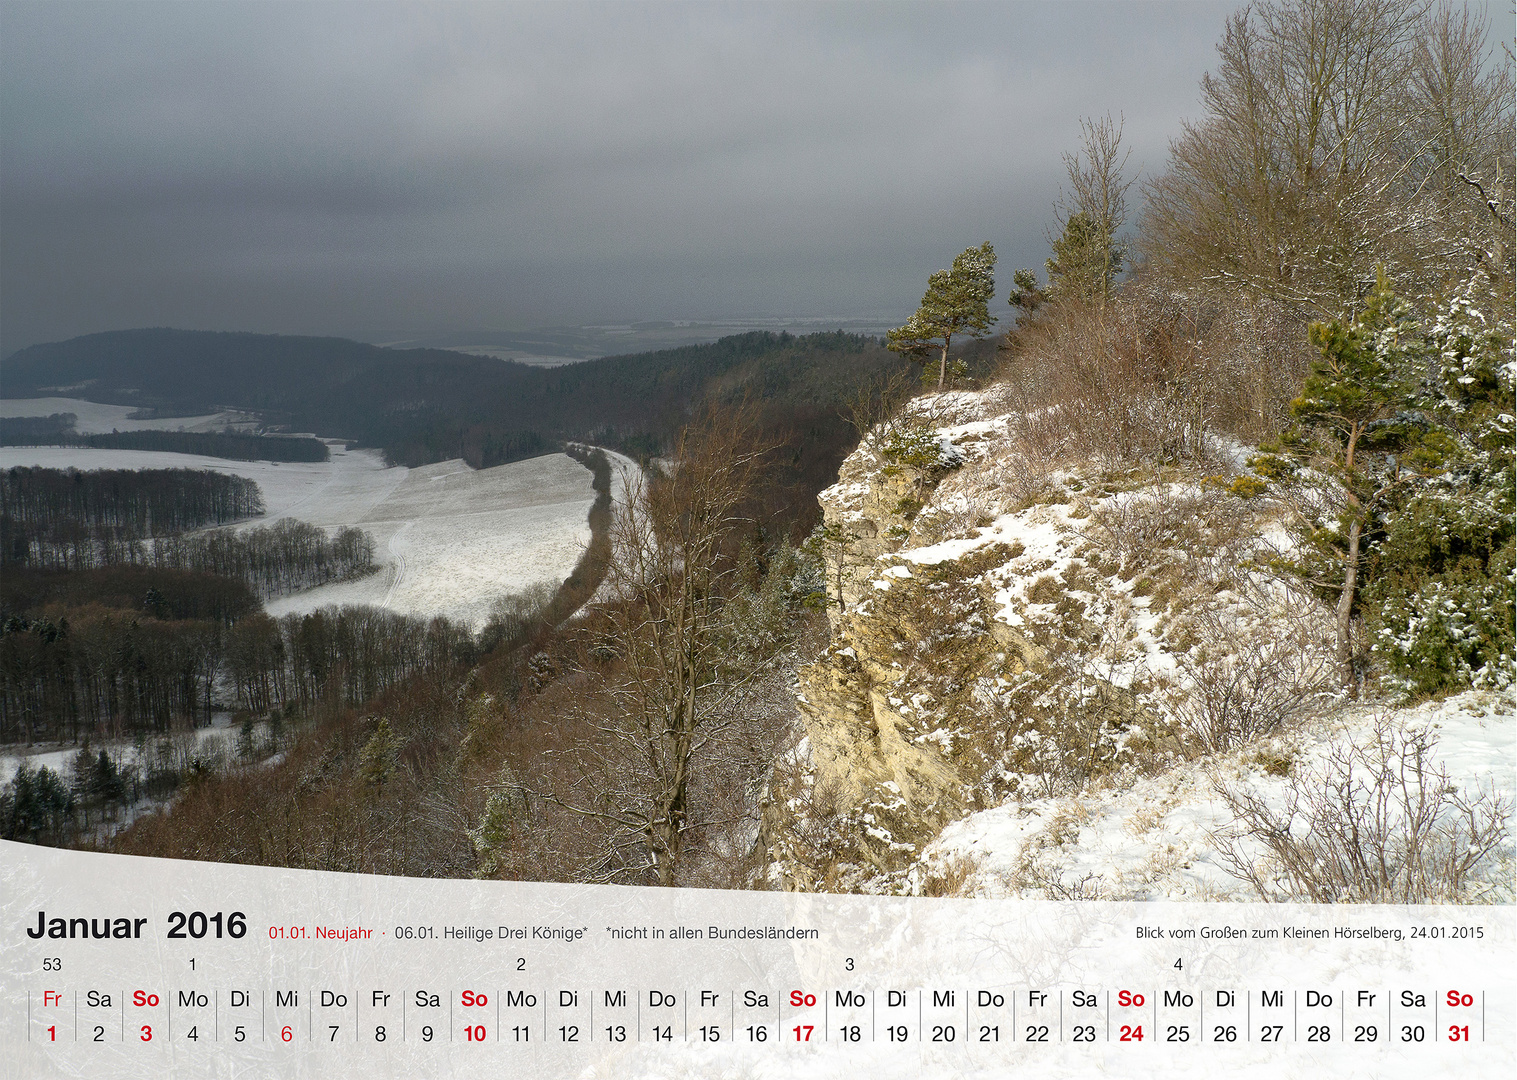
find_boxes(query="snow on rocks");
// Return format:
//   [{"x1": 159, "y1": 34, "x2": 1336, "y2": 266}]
[{"x1": 775, "y1": 380, "x2": 1514, "y2": 903}]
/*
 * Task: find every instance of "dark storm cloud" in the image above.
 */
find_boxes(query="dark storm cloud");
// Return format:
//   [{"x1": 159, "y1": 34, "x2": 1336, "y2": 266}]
[{"x1": 1, "y1": 1, "x2": 1240, "y2": 353}]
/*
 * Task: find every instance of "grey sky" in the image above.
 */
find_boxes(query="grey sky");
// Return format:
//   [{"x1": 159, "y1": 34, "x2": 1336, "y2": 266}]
[{"x1": 1, "y1": 1, "x2": 1244, "y2": 355}]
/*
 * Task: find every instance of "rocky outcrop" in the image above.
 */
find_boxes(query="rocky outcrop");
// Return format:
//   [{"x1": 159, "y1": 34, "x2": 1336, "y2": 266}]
[
  {"x1": 774, "y1": 408, "x2": 1039, "y2": 886},
  {"x1": 766, "y1": 389, "x2": 1307, "y2": 893}
]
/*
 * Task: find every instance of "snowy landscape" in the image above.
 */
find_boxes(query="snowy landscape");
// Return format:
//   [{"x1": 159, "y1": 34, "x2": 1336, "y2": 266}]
[
  {"x1": 0, "y1": 424, "x2": 622, "y2": 800},
  {"x1": 918, "y1": 688, "x2": 1514, "y2": 903},
  {"x1": 764, "y1": 382, "x2": 1515, "y2": 906},
  {"x1": 3, "y1": 7, "x2": 1514, "y2": 1080},
  {"x1": 0, "y1": 395, "x2": 255, "y2": 434},
  {"x1": 2, "y1": 0, "x2": 1511, "y2": 918},
  {"x1": 0, "y1": 433, "x2": 604, "y2": 630}
]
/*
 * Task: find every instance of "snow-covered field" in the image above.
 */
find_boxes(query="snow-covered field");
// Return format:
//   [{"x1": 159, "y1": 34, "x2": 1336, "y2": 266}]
[
  {"x1": 0, "y1": 395, "x2": 254, "y2": 434},
  {"x1": 262, "y1": 454, "x2": 597, "y2": 629},
  {"x1": 0, "y1": 443, "x2": 600, "y2": 630},
  {"x1": 0, "y1": 712, "x2": 252, "y2": 787}
]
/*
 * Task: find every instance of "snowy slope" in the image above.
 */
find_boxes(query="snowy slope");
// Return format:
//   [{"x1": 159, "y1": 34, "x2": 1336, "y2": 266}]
[
  {"x1": 0, "y1": 444, "x2": 598, "y2": 630},
  {"x1": 919, "y1": 689, "x2": 1515, "y2": 903},
  {"x1": 263, "y1": 453, "x2": 597, "y2": 629},
  {"x1": 0, "y1": 395, "x2": 252, "y2": 434},
  {"x1": 772, "y1": 384, "x2": 1515, "y2": 905}
]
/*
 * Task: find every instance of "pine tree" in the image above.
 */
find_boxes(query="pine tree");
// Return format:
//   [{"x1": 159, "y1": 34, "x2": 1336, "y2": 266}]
[
  {"x1": 887, "y1": 243, "x2": 997, "y2": 390},
  {"x1": 1261, "y1": 269, "x2": 1421, "y2": 691},
  {"x1": 92, "y1": 750, "x2": 123, "y2": 806},
  {"x1": 1044, "y1": 211, "x2": 1125, "y2": 303},
  {"x1": 1364, "y1": 271, "x2": 1516, "y2": 695},
  {"x1": 1006, "y1": 268, "x2": 1046, "y2": 322},
  {"x1": 358, "y1": 717, "x2": 399, "y2": 789}
]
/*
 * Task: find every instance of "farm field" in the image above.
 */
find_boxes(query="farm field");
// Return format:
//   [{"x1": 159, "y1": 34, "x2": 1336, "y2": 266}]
[
  {"x1": 0, "y1": 443, "x2": 600, "y2": 630},
  {"x1": 0, "y1": 395, "x2": 253, "y2": 434}
]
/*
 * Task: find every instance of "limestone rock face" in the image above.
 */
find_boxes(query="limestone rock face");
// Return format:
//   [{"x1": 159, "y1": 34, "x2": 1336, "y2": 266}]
[
  {"x1": 812, "y1": 439, "x2": 922, "y2": 629},
  {"x1": 779, "y1": 420, "x2": 1013, "y2": 885},
  {"x1": 767, "y1": 389, "x2": 1339, "y2": 898},
  {"x1": 803, "y1": 443, "x2": 948, "y2": 805}
]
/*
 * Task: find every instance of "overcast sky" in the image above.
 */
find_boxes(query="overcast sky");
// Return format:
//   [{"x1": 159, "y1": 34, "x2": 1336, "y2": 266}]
[{"x1": 0, "y1": 1, "x2": 1251, "y2": 355}]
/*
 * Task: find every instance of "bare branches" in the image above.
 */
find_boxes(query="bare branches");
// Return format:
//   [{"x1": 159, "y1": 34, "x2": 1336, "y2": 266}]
[
  {"x1": 1049, "y1": 113, "x2": 1134, "y2": 303},
  {"x1": 528, "y1": 404, "x2": 797, "y2": 886},
  {"x1": 841, "y1": 364, "x2": 919, "y2": 441},
  {"x1": 1216, "y1": 715, "x2": 1511, "y2": 902},
  {"x1": 1141, "y1": 0, "x2": 1510, "y2": 312},
  {"x1": 1169, "y1": 603, "x2": 1337, "y2": 754}
]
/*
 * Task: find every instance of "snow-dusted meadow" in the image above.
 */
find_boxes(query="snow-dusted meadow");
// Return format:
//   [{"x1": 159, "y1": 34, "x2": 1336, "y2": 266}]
[
  {"x1": 0, "y1": 395, "x2": 254, "y2": 434},
  {"x1": 0, "y1": 442, "x2": 601, "y2": 630}
]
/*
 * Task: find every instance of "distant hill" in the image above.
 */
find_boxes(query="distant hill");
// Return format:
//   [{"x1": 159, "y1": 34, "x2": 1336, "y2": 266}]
[
  {"x1": 1, "y1": 328, "x2": 498, "y2": 426},
  {"x1": 3, "y1": 326, "x2": 970, "y2": 533}
]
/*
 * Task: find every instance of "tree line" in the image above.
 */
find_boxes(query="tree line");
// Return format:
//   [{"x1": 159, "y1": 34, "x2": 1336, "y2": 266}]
[
  {"x1": 3, "y1": 466, "x2": 263, "y2": 541},
  {"x1": 3, "y1": 468, "x2": 375, "y2": 598},
  {"x1": 2, "y1": 465, "x2": 264, "y2": 572},
  {"x1": 226, "y1": 607, "x2": 474, "y2": 714},
  {"x1": 154, "y1": 520, "x2": 375, "y2": 598},
  {"x1": 0, "y1": 602, "x2": 476, "y2": 745},
  {"x1": 0, "y1": 428, "x2": 331, "y2": 463},
  {"x1": 2, "y1": 565, "x2": 261, "y2": 626},
  {"x1": 1, "y1": 610, "x2": 220, "y2": 743},
  {"x1": 0, "y1": 414, "x2": 76, "y2": 441},
  {"x1": 2, "y1": 329, "x2": 912, "y2": 536}
]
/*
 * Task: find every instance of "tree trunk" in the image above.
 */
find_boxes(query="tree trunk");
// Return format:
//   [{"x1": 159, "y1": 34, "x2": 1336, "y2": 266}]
[
  {"x1": 1335, "y1": 515, "x2": 1361, "y2": 694},
  {"x1": 937, "y1": 343, "x2": 949, "y2": 390}
]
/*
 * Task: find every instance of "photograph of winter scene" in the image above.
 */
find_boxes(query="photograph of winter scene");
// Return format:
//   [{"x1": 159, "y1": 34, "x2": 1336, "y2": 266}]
[{"x1": 1, "y1": 0, "x2": 1511, "y2": 910}]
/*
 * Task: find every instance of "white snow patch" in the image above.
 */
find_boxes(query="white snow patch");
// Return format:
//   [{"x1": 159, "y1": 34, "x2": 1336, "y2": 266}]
[
  {"x1": 0, "y1": 444, "x2": 600, "y2": 630},
  {"x1": 1, "y1": 396, "x2": 257, "y2": 435},
  {"x1": 921, "y1": 689, "x2": 1516, "y2": 903}
]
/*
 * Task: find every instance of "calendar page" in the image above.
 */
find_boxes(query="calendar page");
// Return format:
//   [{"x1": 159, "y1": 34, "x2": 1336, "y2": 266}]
[
  {"x1": 3, "y1": 841, "x2": 1510, "y2": 1079},
  {"x1": 5, "y1": 3, "x2": 1514, "y2": 1080}
]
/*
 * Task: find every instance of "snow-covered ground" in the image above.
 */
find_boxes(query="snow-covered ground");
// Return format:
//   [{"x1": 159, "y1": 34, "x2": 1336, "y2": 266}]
[
  {"x1": 0, "y1": 711, "x2": 250, "y2": 786},
  {"x1": 785, "y1": 384, "x2": 1516, "y2": 907},
  {"x1": 919, "y1": 689, "x2": 1515, "y2": 903},
  {"x1": 0, "y1": 395, "x2": 254, "y2": 434},
  {"x1": 0, "y1": 444, "x2": 600, "y2": 630},
  {"x1": 262, "y1": 454, "x2": 597, "y2": 629},
  {"x1": 0, "y1": 441, "x2": 403, "y2": 517}
]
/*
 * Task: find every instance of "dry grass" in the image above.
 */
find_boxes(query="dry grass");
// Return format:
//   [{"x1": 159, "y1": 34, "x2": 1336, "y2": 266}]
[{"x1": 918, "y1": 853, "x2": 981, "y2": 897}]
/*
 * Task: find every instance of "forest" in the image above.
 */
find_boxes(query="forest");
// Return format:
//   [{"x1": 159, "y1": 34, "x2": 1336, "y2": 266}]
[
  {"x1": 0, "y1": 466, "x2": 386, "y2": 746},
  {"x1": 0, "y1": 426, "x2": 330, "y2": 463},
  {"x1": 153, "y1": 521, "x2": 375, "y2": 598},
  {"x1": 2, "y1": 466, "x2": 262, "y2": 569},
  {"x1": 2, "y1": 466, "x2": 374, "y2": 594}
]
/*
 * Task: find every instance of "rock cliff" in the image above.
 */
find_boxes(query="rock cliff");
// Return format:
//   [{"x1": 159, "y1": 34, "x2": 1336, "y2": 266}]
[{"x1": 764, "y1": 387, "x2": 1347, "y2": 896}]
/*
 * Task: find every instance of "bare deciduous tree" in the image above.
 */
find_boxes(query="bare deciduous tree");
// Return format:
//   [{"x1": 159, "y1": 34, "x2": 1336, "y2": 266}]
[
  {"x1": 1049, "y1": 113, "x2": 1134, "y2": 303},
  {"x1": 1140, "y1": 0, "x2": 1515, "y2": 313},
  {"x1": 1401, "y1": 2, "x2": 1515, "y2": 276},
  {"x1": 538, "y1": 406, "x2": 787, "y2": 885}
]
